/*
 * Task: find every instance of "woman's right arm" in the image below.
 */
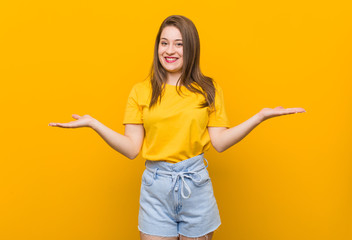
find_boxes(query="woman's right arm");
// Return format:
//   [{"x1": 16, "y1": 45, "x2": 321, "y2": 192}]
[
  {"x1": 49, "y1": 114, "x2": 144, "y2": 160},
  {"x1": 90, "y1": 120, "x2": 144, "y2": 159}
]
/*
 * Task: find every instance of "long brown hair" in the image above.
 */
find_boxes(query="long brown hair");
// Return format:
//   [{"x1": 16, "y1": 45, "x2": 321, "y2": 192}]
[{"x1": 148, "y1": 15, "x2": 216, "y2": 111}]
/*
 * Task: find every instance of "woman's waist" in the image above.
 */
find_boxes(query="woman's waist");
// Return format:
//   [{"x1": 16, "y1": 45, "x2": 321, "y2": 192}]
[{"x1": 145, "y1": 152, "x2": 208, "y2": 173}]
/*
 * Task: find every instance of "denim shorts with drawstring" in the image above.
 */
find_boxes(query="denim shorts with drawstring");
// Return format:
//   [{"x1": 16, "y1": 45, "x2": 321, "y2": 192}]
[{"x1": 138, "y1": 152, "x2": 221, "y2": 238}]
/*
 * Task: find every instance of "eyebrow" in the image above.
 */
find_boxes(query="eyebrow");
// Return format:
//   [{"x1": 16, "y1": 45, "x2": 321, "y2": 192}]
[{"x1": 161, "y1": 38, "x2": 182, "y2": 41}]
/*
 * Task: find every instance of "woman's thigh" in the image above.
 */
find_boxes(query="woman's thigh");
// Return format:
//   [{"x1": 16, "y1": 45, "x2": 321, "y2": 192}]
[
  {"x1": 140, "y1": 231, "x2": 178, "y2": 240},
  {"x1": 179, "y1": 231, "x2": 214, "y2": 240}
]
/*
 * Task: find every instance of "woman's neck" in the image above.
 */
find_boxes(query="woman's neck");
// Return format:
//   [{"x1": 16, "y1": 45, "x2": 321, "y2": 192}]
[{"x1": 166, "y1": 72, "x2": 182, "y2": 85}]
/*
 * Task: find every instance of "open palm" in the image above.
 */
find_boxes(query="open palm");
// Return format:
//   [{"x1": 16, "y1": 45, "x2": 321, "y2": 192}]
[
  {"x1": 258, "y1": 106, "x2": 306, "y2": 122},
  {"x1": 48, "y1": 114, "x2": 95, "y2": 128}
]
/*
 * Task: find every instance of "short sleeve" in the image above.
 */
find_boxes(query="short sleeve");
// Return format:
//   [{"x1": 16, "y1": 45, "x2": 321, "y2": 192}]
[
  {"x1": 122, "y1": 85, "x2": 143, "y2": 124},
  {"x1": 207, "y1": 82, "x2": 231, "y2": 127}
]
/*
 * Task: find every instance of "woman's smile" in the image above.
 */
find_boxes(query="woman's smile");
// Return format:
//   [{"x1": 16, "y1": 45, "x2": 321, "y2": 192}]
[{"x1": 165, "y1": 57, "x2": 178, "y2": 63}]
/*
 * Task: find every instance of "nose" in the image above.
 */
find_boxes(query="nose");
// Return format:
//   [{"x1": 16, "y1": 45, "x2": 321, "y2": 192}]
[{"x1": 166, "y1": 44, "x2": 176, "y2": 54}]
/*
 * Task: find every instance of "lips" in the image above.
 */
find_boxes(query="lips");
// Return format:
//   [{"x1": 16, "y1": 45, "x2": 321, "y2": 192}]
[{"x1": 165, "y1": 57, "x2": 178, "y2": 63}]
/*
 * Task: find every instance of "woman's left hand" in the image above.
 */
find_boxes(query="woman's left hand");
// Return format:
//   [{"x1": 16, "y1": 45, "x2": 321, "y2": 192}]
[{"x1": 257, "y1": 106, "x2": 306, "y2": 122}]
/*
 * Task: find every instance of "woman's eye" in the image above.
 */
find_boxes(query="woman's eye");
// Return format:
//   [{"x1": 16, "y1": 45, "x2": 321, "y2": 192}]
[{"x1": 160, "y1": 42, "x2": 182, "y2": 46}]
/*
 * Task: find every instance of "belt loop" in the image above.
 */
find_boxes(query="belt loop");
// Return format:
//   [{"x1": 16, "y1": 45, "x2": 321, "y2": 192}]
[
  {"x1": 204, "y1": 157, "x2": 209, "y2": 168},
  {"x1": 153, "y1": 168, "x2": 158, "y2": 179}
]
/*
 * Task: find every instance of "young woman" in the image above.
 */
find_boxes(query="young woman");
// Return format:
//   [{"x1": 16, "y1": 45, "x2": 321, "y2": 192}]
[{"x1": 49, "y1": 15, "x2": 306, "y2": 240}]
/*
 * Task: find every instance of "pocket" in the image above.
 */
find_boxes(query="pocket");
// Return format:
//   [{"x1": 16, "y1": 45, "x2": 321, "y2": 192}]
[
  {"x1": 141, "y1": 169, "x2": 155, "y2": 186},
  {"x1": 192, "y1": 168, "x2": 211, "y2": 187}
]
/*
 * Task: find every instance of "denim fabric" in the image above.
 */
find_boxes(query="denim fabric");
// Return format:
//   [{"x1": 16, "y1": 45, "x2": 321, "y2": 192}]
[{"x1": 138, "y1": 153, "x2": 221, "y2": 238}]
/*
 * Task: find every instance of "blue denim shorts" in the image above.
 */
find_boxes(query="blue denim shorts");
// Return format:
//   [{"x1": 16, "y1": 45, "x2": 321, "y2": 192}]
[{"x1": 138, "y1": 153, "x2": 221, "y2": 238}]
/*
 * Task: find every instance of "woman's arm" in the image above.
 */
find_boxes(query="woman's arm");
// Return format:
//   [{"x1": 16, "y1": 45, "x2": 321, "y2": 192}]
[
  {"x1": 208, "y1": 113, "x2": 262, "y2": 152},
  {"x1": 49, "y1": 114, "x2": 144, "y2": 159},
  {"x1": 208, "y1": 106, "x2": 306, "y2": 152},
  {"x1": 90, "y1": 120, "x2": 144, "y2": 159}
]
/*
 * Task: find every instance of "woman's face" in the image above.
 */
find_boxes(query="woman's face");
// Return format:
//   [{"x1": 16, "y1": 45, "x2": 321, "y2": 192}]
[{"x1": 158, "y1": 26, "x2": 183, "y2": 74}]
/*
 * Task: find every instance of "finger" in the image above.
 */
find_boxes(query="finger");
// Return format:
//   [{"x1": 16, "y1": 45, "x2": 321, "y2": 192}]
[
  {"x1": 49, "y1": 122, "x2": 73, "y2": 128},
  {"x1": 284, "y1": 108, "x2": 306, "y2": 114},
  {"x1": 49, "y1": 122, "x2": 64, "y2": 127},
  {"x1": 296, "y1": 108, "x2": 306, "y2": 112},
  {"x1": 72, "y1": 114, "x2": 80, "y2": 119},
  {"x1": 287, "y1": 108, "x2": 306, "y2": 113},
  {"x1": 277, "y1": 109, "x2": 297, "y2": 115}
]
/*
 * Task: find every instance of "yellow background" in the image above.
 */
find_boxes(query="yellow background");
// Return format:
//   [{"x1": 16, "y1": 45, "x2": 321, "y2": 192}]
[{"x1": 1, "y1": 0, "x2": 351, "y2": 239}]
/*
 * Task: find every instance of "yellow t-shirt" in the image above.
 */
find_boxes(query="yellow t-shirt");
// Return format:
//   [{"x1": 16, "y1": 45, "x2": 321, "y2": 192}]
[{"x1": 122, "y1": 79, "x2": 230, "y2": 163}]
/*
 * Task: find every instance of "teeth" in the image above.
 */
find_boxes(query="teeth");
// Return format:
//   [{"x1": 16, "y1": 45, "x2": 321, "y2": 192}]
[{"x1": 166, "y1": 58, "x2": 177, "y2": 60}]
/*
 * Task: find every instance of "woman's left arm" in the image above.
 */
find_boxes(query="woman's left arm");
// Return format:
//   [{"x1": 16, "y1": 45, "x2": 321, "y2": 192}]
[{"x1": 208, "y1": 106, "x2": 306, "y2": 152}]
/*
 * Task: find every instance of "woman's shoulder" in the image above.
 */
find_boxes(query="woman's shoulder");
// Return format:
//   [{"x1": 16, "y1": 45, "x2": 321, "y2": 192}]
[
  {"x1": 128, "y1": 78, "x2": 152, "y2": 103},
  {"x1": 131, "y1": 78, "x2": 152, "y2": 92}
]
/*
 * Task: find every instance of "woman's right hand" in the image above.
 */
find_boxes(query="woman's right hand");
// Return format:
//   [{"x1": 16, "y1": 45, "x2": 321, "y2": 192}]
[{"x1": 49, "y1": 114, "x2": 96, "y2": 128}]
